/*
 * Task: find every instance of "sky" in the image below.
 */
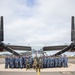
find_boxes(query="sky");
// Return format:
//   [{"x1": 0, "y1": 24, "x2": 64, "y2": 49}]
[{"x1": 0, "y1": 0, "x2": 75, "y2": 46}]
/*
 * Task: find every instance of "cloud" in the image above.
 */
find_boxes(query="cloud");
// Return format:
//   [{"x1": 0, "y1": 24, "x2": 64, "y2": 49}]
[
  {"x1": 25, "y1": 0, "x2": 37, "y2": 8},
  {"x1": 0, "y1": 0, "x2": 75, "y2": 46}
]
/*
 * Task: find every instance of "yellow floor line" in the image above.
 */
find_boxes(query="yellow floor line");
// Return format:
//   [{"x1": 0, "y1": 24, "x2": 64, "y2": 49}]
[{"x1": 37, "y1": 69, "x2": 40, "y2": 75}]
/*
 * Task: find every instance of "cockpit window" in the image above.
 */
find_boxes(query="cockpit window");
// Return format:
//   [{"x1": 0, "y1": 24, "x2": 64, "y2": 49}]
[
  {"x1": 32, "y1": 49, "x2": 37, "y2": 54},
  {"x1": 38, "y1": 50, "x2": 43, "y2": 54}
]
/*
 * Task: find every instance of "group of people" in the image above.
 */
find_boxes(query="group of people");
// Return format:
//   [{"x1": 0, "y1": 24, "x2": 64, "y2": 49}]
[{"x1": 5, "y1": 54, "x2": 68, "y2": 69}]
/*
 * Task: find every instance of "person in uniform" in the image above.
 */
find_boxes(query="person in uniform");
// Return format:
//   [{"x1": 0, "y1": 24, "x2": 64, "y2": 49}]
[
  {"x1": 47, "y1": 56, "x2": 50, "y2": 68},
  {"x1": 33, "y1": 59, "x2": 37, "y2": 69},
  {"x1": 15, "y1": 56, "x2": 19, "y2": 68},
  {"x1": 39, "y1": 55, "x2": 43, "y2": 68},
  {"x1": 13, "y1": 56, "x2": 16, "y2": 68},
  {"x1": 29, "y1": 57, "x2": 33, "y2": 68},
  {"x1": 26, "y1": 58, "x2": 30, "y2": 70},
  {"x1": 43, "y1": 56, "x2": 47, "y2": 68},
  {"x1": 60, "y1": 55, "x2": 63, "y2": 67},
  {"x1": 58, "y1": 56, "x2": 60, "y2": 67},
  {"x1": 39, "y1": 59, "x2": 42, "y2": 69},
  {"x1": 34, "y1": 54, "x2": 40, "y2": 71},
  {"x1": 63, "y1": 54, "x2": 68, "y2": 67},
  {"x1": 50, "y1": 56, "x2": 54, "y2": 68},
  {"x1": 10, "y1": 56, "x2": 14, "y2": 68},
  {"x1": 5, "y1": 56, "x2": 10, "y2": 68},
  {"x1": 58, "y1": 55, "x2": 62, "y2": 67},
  {"x1": 49, "y1": 56, "x2": 51, "y2": 68},
  {"x1": 19, "y1": 56, "x2": 23, "y2": 68},
  {"x1": 54, "y1": 57, "x2": 58, "y2": 67},
  {"x1": 22, "y1": 55, "x2": 26, "y2": 68}
]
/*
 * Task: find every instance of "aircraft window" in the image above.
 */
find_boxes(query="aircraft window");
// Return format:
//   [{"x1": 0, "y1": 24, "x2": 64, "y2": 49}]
[
  {"x1": 32, "y1": 50, "x2": 37, "y2": 54},
  {"x1": 38, "y1": 50, "x2": 43, "y2": 54}
]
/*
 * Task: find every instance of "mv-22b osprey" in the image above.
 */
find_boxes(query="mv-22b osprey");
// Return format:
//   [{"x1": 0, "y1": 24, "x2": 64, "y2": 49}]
[{"x1": 0, "y1": 16, "x2": 75, "y2": 56}]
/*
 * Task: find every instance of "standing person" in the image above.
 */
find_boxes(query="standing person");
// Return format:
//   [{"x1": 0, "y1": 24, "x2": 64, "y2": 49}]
[
  {"x1": 15, "y1": 56, "x2": 19, "y2": 68},
  {"x1": 36, "y1": 58, "x2": 42, "y2": 72},
  {"x1": 43, "y1": 56, "x2": 47, "y2": 68},
  {"x1": 5, "y1": 56, "x2": 10, "y2": 68},
  {"x1": 50, "y1": 56, "x2": 54, "y2": 68},
  {"x1": 60, "y1": 55, "x2": 64, "y2": 67},
  {"x1": 58, "y1": 56, "x2": 61, "y2": 67},
  {"x1": 26, "y1": 58, "x2": 30, "y2": 70},
  {"x1": 39, "y1": 55, "x2": 43, "y2": 68},
  {"x1": 63, "y1": 54, "x2": 68, "y2": 67},
  {"x1": 19, "y1": 56, "x2": 23, "y2": 68},
  {"x1": 47, "y1": 56, "x2": 50, "y2": 68},
  {"x1": 22, "y1": 55, "x2": 26, "y2": 68},
  {"x1": 39, "y1": 59, "x2": 42, "y2": 69},
  {"x1": 10, "y1": 56, "x2": 14, "y2": 68},
  {"x1": 13, "y1": 56, "x2": 16, "y2": 68},
  {"x1": 29, "y1": 57, "x2": 33, "y2": 68},
  {"x1": 58, "y1": 55, "x2": 63, "y2": 67},
  {"x1": 54, "y1": 57, "x2": 58, "y2": 67},
  {"x1": 34, "y1": 58, "x2": 40, "y2": 72},
  {"x1": 12, "y1": 56, "x2": 15, "y2": 68},
  {"x1": 49, "y1": 56, "x2": 51, "y2": 68},
  {"x1": 34, "y1": 54, "x2": 40, "y2": 71},
  {"x1": 13, "y1": 56, "x2": 15, "y2": 68},
  {"x1": 33, "y1": 59, "x2": 37, "y2": 69}
]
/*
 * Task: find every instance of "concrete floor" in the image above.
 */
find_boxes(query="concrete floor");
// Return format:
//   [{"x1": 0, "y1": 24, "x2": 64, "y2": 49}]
[
  {"x1": 0, "y1": 58, "x2": 75, "y2": 75},
  {"x1": 0, "y1": 71, "x2": 75, "y2": 75},
  {"x1": 0, "y1": 63, "x2": 75, "y2": 72}
]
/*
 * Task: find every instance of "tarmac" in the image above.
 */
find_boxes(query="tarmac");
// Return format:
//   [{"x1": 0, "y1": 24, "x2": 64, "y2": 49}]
[{"x1": 0, "y1": 58, "x2": 75, "y2": 75}]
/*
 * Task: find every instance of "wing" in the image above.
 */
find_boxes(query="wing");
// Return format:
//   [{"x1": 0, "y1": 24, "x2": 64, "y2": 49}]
[
  {"x1": 2, "y1": 45, "x2": 31, "y2": 52},
  {"x1": 0, "y1": 43, "x2": 31, "y2": 56},
  {"x1": 7, "y1": 45, "x2": 31, "y2": 51},
  {"x1": 43, "y1": 45, "x2": 68, "y2": 51}
]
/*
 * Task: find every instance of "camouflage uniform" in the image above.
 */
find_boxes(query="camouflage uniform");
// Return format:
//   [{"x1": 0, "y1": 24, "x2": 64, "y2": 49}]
[
  {"x1": 26, "y1": 59, "x2": 30, "y2": 70},
  {"x1": 39, "y1": 59, "x2": 42, "y2": 69},
  {"x1": 33, "y1": 59, "x2": 37, "y2": 69}
]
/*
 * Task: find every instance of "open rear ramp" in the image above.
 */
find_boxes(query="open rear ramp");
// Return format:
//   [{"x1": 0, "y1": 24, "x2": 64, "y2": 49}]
[{"x1": 52, "y1": 43, "x2": 72, "y2": 56}]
